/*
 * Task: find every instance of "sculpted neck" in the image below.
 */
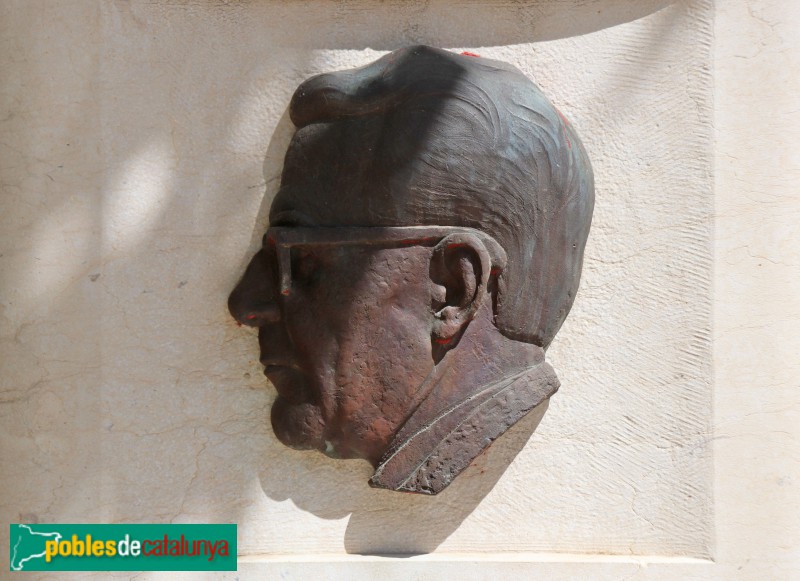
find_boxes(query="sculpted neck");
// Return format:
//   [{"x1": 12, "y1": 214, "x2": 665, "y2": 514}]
[
  {"x1": 372, "y1": 305, "x2": 544, "y2": 466},
  {"x1": 440, "y1": 302, "x2": 546, "y2": 389},
  {"x1": 404, "y1": 302, "x2": 546, "y2": 435},
  {"x1": 367, "y1": 302, "x2": 557, "y2": 492}
]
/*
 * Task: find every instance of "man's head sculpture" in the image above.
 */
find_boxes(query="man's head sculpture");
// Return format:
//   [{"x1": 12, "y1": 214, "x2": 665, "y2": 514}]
[{"x1": 229, "y1": 46, "x2": 594, "y2": 495}]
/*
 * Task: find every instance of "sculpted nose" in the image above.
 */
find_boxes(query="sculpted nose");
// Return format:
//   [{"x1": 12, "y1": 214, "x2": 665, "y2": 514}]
[{"x1": 228, "y1": 250, "x2": 281, "y2": 327}]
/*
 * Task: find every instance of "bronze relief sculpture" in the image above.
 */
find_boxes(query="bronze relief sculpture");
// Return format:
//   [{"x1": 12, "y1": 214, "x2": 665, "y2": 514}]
[{"x1": 229, "y1": 46, "x2": 594, "y2": 495}]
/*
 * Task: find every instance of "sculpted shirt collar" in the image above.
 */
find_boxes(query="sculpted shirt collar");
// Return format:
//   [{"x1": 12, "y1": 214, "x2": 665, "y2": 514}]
[{"x1": 369, "y1": 361, "x2": 560, "y2": 495}]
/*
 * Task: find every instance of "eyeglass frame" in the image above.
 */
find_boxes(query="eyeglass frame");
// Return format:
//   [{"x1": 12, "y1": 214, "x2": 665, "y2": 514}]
[{"x1": 262, "y1": 225, "x2": 508, "y2": 297}]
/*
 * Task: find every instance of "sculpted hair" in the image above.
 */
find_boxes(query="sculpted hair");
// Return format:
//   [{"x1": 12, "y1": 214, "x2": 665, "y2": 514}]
[{"x1": 285, "y1": 45, "x2": 594, "y2": 348}]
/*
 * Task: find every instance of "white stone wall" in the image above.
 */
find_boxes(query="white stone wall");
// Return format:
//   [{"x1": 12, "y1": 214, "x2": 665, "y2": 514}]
[{"x1": 1, "y1": 1, "x2": 797, "y2": 579}]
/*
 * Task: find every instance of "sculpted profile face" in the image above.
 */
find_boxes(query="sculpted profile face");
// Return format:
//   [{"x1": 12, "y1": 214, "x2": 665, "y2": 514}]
[{"x1": 229, "y1": 46, "x2": 594, "y2": 495}]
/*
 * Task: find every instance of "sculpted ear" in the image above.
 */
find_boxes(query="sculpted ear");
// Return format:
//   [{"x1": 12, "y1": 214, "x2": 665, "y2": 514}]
[{"x1": 429, "y1": 233, "x2": 493, "y2": 354}]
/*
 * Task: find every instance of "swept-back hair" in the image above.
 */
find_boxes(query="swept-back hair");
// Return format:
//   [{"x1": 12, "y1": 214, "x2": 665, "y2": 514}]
[{"x1": 283, "y1": 45, "x2": 594, "y2": 348}]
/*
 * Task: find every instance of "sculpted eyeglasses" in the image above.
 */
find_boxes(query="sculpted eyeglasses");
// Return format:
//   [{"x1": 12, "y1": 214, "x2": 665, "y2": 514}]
[{"x1": 262, "y1": 225, "x2": 508, "y2": 297}]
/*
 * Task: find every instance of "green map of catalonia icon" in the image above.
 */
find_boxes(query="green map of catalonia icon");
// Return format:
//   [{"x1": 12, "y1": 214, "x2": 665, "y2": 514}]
[{"x1": 10, "y1": 524, "x2": 62, "y2": 571}]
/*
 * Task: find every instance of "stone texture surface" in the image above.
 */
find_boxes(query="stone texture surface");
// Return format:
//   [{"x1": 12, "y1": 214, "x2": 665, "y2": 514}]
[{"x1": 1, "y1": 0, "x2": 796, "y2": 578}]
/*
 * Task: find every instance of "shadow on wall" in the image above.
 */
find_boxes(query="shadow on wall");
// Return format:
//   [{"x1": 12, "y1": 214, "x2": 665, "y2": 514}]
[
  {"x1": 248, "y1": 0, "x2": 675, "y2": 49},
  {"x1": 258, "y1": 401, "x2": 549, "y2": 554}
]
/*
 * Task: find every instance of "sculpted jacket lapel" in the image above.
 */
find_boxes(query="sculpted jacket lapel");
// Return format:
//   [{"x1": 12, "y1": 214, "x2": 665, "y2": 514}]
[{"x1": 370, "y1": 362, "x2": 560, "y2": 494}]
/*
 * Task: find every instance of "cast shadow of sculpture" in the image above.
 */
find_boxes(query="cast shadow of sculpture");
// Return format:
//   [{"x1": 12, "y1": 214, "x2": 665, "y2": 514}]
[
  {"x1": 268, "y1": 0, "x2": 675, "y2": 50},
  {"x1": 258, "y1": 399, "x2": 548, "y2": 554},
  {"x1": 343, "y1": 401, "x2": 549, "y2": 554},
  {"x1": 229, "y1": 45, "x2": 593, "y2": 551}
]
